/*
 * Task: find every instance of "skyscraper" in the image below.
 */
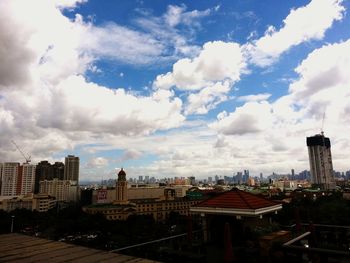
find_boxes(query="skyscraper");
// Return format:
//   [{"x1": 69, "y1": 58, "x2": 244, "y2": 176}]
[
  {"x1": 0, "y1": 162, "x2": 19, "y2": 196},
  {"x1": 306, "y1": 132, "x2": 335, "y2": 190},
  {"x1": 64, "y1": 155, "x2": 79, "y2": 182},
  {"x1": 20, "y1": 163, "x2": 36, "y2": 195}
]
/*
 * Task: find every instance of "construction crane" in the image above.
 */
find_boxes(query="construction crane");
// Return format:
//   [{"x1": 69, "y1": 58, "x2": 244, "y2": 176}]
[
  {"x1": 11, "y1": 140, "x2": 31, "y2": 164},
  {"x1": 321, "y1": 111, "x2": 326, "y2": 136}
]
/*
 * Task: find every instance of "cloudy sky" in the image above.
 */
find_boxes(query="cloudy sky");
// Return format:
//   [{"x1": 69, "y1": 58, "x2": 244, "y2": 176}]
[{"x1": 1, "y1": 0, "x2": 350, "y2": 181}]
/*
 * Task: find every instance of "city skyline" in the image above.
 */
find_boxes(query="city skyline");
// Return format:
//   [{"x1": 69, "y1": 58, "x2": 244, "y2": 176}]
[{"x1": 1, "y1": 0, "x2": 350, "y2": 181}]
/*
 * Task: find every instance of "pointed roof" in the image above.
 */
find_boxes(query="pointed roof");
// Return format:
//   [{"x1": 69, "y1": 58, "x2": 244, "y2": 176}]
[{"x1": 190, "y1": 188, "x2": 282, "y2": 217}]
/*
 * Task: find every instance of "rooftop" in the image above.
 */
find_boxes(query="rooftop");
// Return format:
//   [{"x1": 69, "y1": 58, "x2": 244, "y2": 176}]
[
  {"x1": 191, "y1": 188, "x2": 282, "y2": 216},
  {"x1": 0, "y1": 233, "x2": 158, "y2": 262}
]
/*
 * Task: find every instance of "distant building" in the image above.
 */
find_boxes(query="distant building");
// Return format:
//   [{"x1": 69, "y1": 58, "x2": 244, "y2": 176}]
[
  {"x1": 306, "y1": 133, "x2": 335, "y2": 190},
  {"x1": 64, "y1": 155, "x2": 79, "y2": 182},
  {"x1": 39, "y1": 179, "x2": 78, "y2": 202},
  {"x1": 84, "y1": 169, "x2": 201, "y2": 221}
]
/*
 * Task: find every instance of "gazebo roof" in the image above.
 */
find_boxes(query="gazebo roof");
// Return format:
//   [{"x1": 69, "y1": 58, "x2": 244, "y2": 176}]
[{"x1": 190, "y1": 188, "x2": 282, "y2": 217}]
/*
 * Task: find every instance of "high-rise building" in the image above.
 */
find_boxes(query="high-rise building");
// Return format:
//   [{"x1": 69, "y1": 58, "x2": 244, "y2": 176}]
[
  {"x1": 306, "y1": 133, "x2": 335, "y2": 190},
  {"x1": 21, "y1": 164, "x2": 36, "y2": 195},
  {"x1": 52, "y1": 162, "x2": 64, "y2": 180},
  {"x1": 64, "y1": 155, "x2": 79, "y2": 182},
  {"x1": 0, "y1": 162, "x2": 19, "y2": 196}
]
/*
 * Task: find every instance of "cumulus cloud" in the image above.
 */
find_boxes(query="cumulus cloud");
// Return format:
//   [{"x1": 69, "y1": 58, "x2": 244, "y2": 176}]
[
  {"x1": 185, "y1": 81, "x2": 231, "y2": 114},
  {"x1": 0, "y1": 0, "x2": 185, "y2": 163},
  {"x1": 154, "y1": 41, "x2": 246, "y2": 114},
  {"x1": 289, "y1": 40, "x2": 350, "y2": 99},
  {"x1": 212, "y1": 101, "x2": 273, "y2": 135},
  {"x1": 210, "y1": 38, "x2": 350, "y2": 174},
  {"x1": 154, "y1": 41, "x2": 245, "y2": 90},
  {"x1": 246, "y1": 0, "x2": 345, "y2": 66},
  {"x1": 86, "y1": 157, "x2": 109, "y2": 168}
]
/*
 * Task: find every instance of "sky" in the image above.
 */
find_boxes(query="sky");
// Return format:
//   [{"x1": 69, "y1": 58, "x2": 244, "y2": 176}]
[{"x1": 1, "y1": 0, "x2": 350, "y2": 181}]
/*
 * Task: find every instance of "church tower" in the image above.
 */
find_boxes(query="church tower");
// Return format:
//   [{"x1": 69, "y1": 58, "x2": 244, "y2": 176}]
[{"x1": 114, "y1": 168, "x2": 128, "y2": 204}]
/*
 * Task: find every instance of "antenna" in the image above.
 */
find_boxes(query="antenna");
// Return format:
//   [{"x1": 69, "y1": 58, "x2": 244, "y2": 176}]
[{"x1": 11, "y1": 140, "x2": 31, "y2": 164}]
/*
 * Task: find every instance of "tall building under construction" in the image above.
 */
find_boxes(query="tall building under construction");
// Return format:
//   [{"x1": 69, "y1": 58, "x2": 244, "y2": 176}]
[{"x1": 306, "y1": 132, "x2": 335, "y2": 190}]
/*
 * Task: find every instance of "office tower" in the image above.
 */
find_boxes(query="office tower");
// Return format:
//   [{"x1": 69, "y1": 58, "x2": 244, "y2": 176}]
[
  {"x1": 0, "y1": 162, "x2": 19, "y2": 196},
  {"x1": 64, "y1": 155, "x2": 79, "y2": 182},
  {"x1": 20, "y1": 163, "x2": 36, "y2": 195},
  {"x1": 306, "y1": 133, "x2": 335, "y2": 190},
  {"x1": 291, "y1": 169, "x2": 295, "y2": 180},
  {"x1": 115, "y1": 168, "x2": 128, "y2": 204}
]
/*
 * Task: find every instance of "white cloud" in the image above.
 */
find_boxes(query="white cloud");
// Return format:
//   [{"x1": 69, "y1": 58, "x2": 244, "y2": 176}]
[
  {"x1": 118, "y1": 149, "x2": 143, "y2": 162},
  {"x1": 154, "y1": 41, "x2": 246, "y2": 115},
  {"x1": 212, "y1": 101, "x2": 273, "y2": 135},
  {"x1": 237, "y1": 93, "x2": 271, "y2": 102},
  {"x1": 164, "y1": 4, "x2": 211, "y2": 27},
  {"x1": 0, "y1": 0, "x2": 185, "y2": 163},
  {"x1": 289, "y1": 40, "x2": 350, "y2": 99},
  {"x1": 87, "y1": 157, "x2": 109, "y2": 168},
  {"x1": 246, "y1": 0, "x2": 345, "y2": 66},
  {"x1": 82, "y1": 22, "x2": 166, "y2": 65},
  {"x1": 154, "y1": 41, "x2": 245, "y2": 90},
  {"x1": 185, "y1": 81, "x2": 231, "y2": 115}
]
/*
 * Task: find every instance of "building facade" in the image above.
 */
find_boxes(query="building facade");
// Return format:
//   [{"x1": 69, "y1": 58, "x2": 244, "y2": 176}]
[
  {"x1": 21, "y1": 164, "x2": 36, "y2": 195},
  {"x1": 0, "y1": 194, "x2": 56, "y2": 212},
  {"x1": 115, "y1": 168, "x2": 128, "y2": 204},
  {"x1": 64, "y1": 155, "x2": 79, "y2": 182},
  {"x1": 0, "y1": 162, "x2": 19, "y2": 196},
  {"x1": 39, "y1": 179, "x2": 78, "y2": 202},
  {"x1": 306, "y1": 133, "x2": 335, "y2": 190}
]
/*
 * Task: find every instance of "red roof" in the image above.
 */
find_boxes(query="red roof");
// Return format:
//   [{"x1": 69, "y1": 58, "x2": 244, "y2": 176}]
[{"x1": 195, "y1": 188, "x2": 278, "y2": 210}]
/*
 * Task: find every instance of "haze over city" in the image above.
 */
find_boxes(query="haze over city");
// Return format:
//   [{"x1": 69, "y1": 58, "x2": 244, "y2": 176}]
[{"x1": 1, "y1": 0, "x2": 350, "y2": 181}]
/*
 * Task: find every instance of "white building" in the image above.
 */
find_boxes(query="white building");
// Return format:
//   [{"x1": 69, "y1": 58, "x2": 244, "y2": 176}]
[
  {"x1": 21, "y1": 164, "x2": 36, "y2": 195},
  {"x1": 0, "y1": 162, "x2": 19, "y2": 196},
  {"x1": 39, "y1": 179, "x2": 78, "y2": 202}
]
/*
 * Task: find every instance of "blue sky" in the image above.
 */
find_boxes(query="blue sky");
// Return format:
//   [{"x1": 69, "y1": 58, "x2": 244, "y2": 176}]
[{"x1": 1, "y1": 0, "x2": 350, "y2": 181}]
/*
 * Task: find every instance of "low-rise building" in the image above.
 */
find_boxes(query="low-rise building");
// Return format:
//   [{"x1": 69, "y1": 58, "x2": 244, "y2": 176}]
[{"x1": 0, "y1": 194, "x2": 56, "y2": 212}]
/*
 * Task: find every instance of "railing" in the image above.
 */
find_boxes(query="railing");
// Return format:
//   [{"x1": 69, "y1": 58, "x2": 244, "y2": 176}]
[
  {"x1": 281, "y1": 223, "x2": 350, "y2": 261},
  {"x1": 109, "y1": 230, "x2": 205, "y2": 262}
]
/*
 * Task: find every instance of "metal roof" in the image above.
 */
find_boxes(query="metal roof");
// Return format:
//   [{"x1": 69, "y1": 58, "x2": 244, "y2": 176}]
[{"x1": 0, "y1": 233, "x2": 158, "y2": 263}]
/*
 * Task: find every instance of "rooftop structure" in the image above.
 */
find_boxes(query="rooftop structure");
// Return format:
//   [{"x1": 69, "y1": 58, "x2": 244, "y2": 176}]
[{"x1": 190, "y1": 188, "x2": 282, "y2": 217}]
